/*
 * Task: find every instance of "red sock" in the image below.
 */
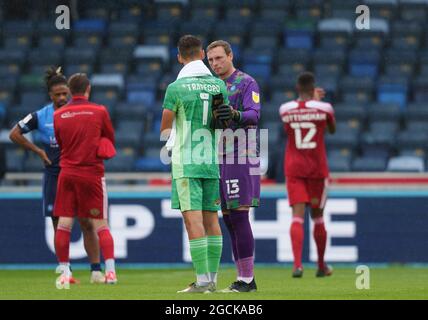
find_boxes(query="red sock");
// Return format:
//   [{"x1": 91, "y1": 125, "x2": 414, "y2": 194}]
[
  {"x1": 97, "y1": 227, "x2": 115, "y2": 260},
  {"x1": 290, "y1": 217, "x2": 304, "y2": 269},
  {"x1": 55, "y1": 227, "x2": 71, "y2": 263},
  {"x1": 313, "y1": 217, "x2": 327, "y2": 269}
]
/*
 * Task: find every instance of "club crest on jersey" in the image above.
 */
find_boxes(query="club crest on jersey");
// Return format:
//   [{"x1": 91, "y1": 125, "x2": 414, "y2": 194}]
[
  {"x1": 90, "y1": 208, "x2": 100, "y2": 217},
  {"x1": 252, "y1": 91, "x2": 260, "y2": 103}
]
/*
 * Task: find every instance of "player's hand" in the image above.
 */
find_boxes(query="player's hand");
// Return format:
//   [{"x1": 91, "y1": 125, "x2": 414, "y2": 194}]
[
  {"x1": 37, "y1": 149, "x2": 52, "y2": 166},
  {"x1": 213, "y1": 104, "x2": 233, "y2": 121},
  {"x1": 314, "y1": 87, "x2": 326, "y2": 101}
]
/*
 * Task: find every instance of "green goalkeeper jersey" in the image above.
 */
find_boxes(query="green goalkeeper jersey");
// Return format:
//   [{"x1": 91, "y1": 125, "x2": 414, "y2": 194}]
[{"x1": 163, "y1": 75, "x2": 229, "y2": 179}]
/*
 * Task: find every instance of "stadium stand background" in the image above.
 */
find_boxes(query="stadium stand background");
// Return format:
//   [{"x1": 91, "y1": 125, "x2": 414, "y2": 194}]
[{"x1": 0, "y1": 0, "x2": 427, "y2": 185}]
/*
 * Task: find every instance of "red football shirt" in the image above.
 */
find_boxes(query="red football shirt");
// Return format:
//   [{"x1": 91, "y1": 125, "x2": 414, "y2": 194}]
[
  {"x1": 279, "y1": 100, "x2": 335, "y2": 178},
  {"x1": 54, "y1": 95, "x2": 115, "y2": 177}
]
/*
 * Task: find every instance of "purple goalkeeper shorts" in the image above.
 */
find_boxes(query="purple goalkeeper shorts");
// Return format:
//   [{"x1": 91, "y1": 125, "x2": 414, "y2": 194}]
[{"x1": 219, "y1": 158, "x2": 261, "y2": 210}]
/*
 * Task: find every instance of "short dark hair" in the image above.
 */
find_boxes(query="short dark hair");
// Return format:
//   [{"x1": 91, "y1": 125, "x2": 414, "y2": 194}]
[
  {"x1": 45, "y1": 66, "x2": 67, "y2": 92},
  {"x1": 68, "y1": 73, "x2": 90, "y2": 95},
  {"x1": 297, "y1": 72, "x2": 315, "y2": 92},
  {"x1": 177, "y1": 35, "x2": 202, "y2": 60}
]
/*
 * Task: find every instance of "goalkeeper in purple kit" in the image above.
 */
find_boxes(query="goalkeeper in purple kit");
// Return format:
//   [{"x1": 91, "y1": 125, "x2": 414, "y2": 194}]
[{"x1": 207, "y1": 40, "x2": 261, "y2": 292}]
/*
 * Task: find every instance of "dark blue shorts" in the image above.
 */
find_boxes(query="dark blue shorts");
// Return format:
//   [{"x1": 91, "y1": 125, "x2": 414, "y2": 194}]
[{"x1": 42, "y1": 171, "x2": 59, "y2": 217}]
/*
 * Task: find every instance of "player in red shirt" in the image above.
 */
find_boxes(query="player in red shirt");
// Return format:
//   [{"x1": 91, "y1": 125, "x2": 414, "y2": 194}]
[
  {"x1": 279, "y1": 72, "x2": 336, "y2": 278},
  {"x1": 53, "y1": 73, "x2": 117, "y2": 287}
]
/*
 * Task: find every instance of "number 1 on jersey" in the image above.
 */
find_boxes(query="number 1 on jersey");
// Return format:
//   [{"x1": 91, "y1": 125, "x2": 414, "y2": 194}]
[{"x1": 200, "y1": 93, "x2": 209, "y2": 126}]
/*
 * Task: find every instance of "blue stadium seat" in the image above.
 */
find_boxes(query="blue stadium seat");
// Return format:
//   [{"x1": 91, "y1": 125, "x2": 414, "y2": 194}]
[
  {"x1": 339, "y1": 76, "x2": 375, "y2": 104},
  {"x1": 115, "y1": 128, "x2": 142, "y2": 148},
  {"x1": 38, "y1": 36, "x2": 66, "y2": 50},
  {"x1": 404, "y1": 103, "x2": 428, "y2": 122},
  {"x1": 334, "y1": 105, "x2": 366, "y2": 123},
  {"x1": 260, "y1": 8, "x2": 289, "y2": 22},
  {"x1": 262, "y1": 0, "x2": 293, "y2": 10},
  {"x1": 404, "y1": 120, "x2": 428, "y2": 135},
  {"x1": 348, "y1": 50, "x2": 380, "y2": 78},
  {"x1": 65, "y1": 48, "x2": 97, "y2": 66},
  {"x1": 377, "y1": 77, "x2": 408, "y2": 109},
  {"x1": 295, "y1": 0, "x2": 323, "y2": 19},
  {"x1": 190, "y1": 8, "x2": 219, "y2": 22},
  {"x1": 20, "y1": 92, "x2": 47, "y2": 107},
  {"x1": 328, "y1": 156, "x2": 351, "y2": 172},
  {"x1": 353, "y1": 18, "x2": 389, "y2": 49},
  {"x1": 73, "y1": 35, "x2": 102, "y2": 49},
  {"x1": 398, "y1": 147, "x2": 426, "y2": 159},
  {"x1": 400, "y1": 0, "x2": 428, "y2": 21},
  {"x1": 105, "y1": 152, "x2": 136, "y2": 172},
  {"x1": 365, "y1": 0, "x2": 398, "y2": 20},
  {"x1": 368, "y1": 103, "x2": 401, "y2": 122},
  {"x1": 413, "y1": 77, "x2": 428, "y2": 103},
  {"x1": 390, "y1": 20, "x2": 422, "y2": 50},
  {"x1": 361, "y1": 144, "x2": 392, "y2": 158},
  {"x1": 352, "y1": 156, "x2": 388, "y2": 172},
  {"x1": 115, "y1": 102, "x2": 147, "y2": 121},
  {"x1": 73, "y1": 19, "x2": 107, "y2": 36},
  {"x1": 387, "y1": 155, "x2": 425, "y2": 172},
  {"x1": 3, "y1": 20, "x2": 34, "y2": 37},
  {"x1": 135, "y1": 156, "x2": 169, "y2": 172},
  {"x1": 65, "y1": 64, "x2": 94, "y2": 77},
  {"x1": 284, "y1": 19, "x2": 315, "y2": 49},
  {"x1": 3, "y1": 36, "x2": 31, "y2": 51},
  {"x1": 318, "y1": 18, "x2": 353, "y2": 49},
  {"x1": 325, "y1": 125, "x2": 360, "y2": 149},
  {"x1": 368, "y1": 120, "x2": 400, "y2": 134},
  {"x1": 396, "y1": 130, "x2": 428, "y2": 150},
  {"x1": 5, "y1": 148, "x2": 24, "y2": 172},
  {"x1": 224, "y1": 8, "x2": 253, "y2": 24},
  {"x1": 262, "y1": 103, "x2": 281, "y2": 123},
  {"x1": 109, "y1": 21, "x2": 140, "y2": 37}
]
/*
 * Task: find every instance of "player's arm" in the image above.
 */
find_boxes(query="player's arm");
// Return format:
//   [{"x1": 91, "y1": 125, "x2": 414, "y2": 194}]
[
  {"x1": 101, "y1": 108, "x2": 115, "y2": 145},
  {"x1": 326, "y1": 104, "x2": 336, "y2": 134},
  {"x1": 327, "y1": 117, "x2": 336, "y2": 134},
  {"x1": 53, "y1": 113, "x2": 62, "y2": 150},
  {"x1": 160, "y1": 109, "x2": 176, "y2": 140},
  {"x1": 236, "y1": 80, "x2": 261, "y2": 125},
  {"x1": 160, "y1": 85, "x2": 177, "y2": 140},
  {"x1": 9, "y1": 113, "x2": 52, "y2": 165}
]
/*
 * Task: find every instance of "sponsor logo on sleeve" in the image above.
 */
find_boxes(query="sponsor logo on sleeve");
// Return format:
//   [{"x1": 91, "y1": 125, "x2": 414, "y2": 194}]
[{"x1": 252, "y1": 91, "x2": 260, "y2": 104}]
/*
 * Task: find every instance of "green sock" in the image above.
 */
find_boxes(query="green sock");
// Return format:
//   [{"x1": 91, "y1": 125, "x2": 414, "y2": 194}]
[
  {"x1": 207, "y1": 235, "x2": 223, "y2": 280},
  {"x1": 189, "y1": 237, "x2": 209, "y2": 277}
]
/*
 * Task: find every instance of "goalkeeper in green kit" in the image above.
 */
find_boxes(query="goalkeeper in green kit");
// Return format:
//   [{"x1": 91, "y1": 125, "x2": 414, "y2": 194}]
[{"x1": 160, "y1": 35, "x2": 232, "y2": 293}]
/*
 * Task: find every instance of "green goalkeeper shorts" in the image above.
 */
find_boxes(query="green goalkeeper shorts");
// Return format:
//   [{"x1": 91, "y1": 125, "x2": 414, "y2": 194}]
[{"x1": 171, "y1": 178, "x2": 221, "y2": 212}]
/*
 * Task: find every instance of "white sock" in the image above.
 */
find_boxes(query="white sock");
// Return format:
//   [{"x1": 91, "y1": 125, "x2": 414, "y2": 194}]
[
  {"x1": 57, "y1": 263, "x2": 71, "y2": 276},
  {"x1": 105, "y1": 259, "x2": 115, "y2": 273},
  {"x1": 237, "y1": 276, "x2": 253, "y2": 284},
  {"x1": 196, "y1": 273, "x2": 210, "y2": 286},
  {"x1": 209, "y1": 272, "x2": 218, "y2": 284}
]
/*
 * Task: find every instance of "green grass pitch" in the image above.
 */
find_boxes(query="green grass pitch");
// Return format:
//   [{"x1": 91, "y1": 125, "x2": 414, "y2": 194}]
[{"x1": 0, "y1": 266, "x2": 427, "y2": 300}]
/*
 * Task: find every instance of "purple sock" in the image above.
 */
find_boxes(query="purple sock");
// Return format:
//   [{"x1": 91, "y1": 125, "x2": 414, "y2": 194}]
[
  {"x1": 238, "y1": 256, "x2": 254, "y2": 279},
  {"x1": 222, "y1": 214, "x2": 240, "y2": 274},
  {"x1": 230, "y1": 209, "x2": 255, "y2": 278}
]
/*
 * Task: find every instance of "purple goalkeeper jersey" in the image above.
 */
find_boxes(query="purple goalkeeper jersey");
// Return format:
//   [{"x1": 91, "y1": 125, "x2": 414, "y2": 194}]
[
  {"x1": 219, "y1": 69, "x2": 261, "y2": 209},
  {"x1": 221, "y1": 69, "x2": 261, "y2": 158}
]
